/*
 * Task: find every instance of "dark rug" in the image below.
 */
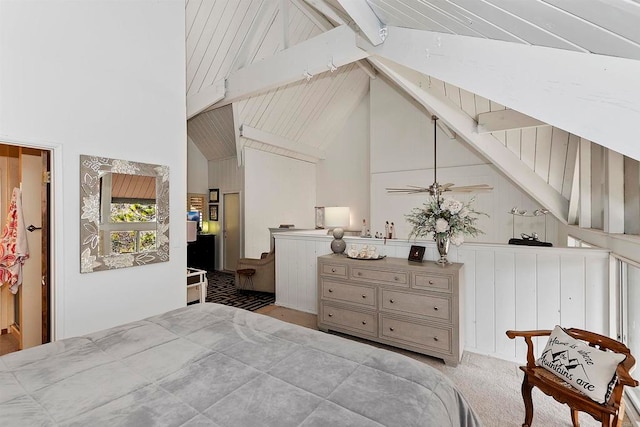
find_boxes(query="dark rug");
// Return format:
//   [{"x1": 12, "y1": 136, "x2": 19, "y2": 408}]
[{"x1": 204, "y1": 271, "x2": 275, "y2": 312}]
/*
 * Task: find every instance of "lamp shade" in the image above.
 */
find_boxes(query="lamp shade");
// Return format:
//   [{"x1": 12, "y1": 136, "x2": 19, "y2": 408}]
[{"x1": 324, "y1": 207, "x2": 350, "y2": 228}]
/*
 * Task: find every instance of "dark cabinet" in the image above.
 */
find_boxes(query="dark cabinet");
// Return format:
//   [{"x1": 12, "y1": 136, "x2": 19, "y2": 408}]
[{"x1": 187, "y1": 234, "x2": 216, "y2": 271}]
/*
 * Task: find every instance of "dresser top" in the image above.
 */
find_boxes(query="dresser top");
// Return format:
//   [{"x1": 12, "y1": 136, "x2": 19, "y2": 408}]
[{"x1": 318, "y1": 253, "x2": 463, "y2": 272}]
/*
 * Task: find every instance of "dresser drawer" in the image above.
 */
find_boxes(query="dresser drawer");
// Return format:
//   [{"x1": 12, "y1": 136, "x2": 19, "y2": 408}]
[
  {"x1": 413, "y1": 273, "x2": 451, "y2": 293},
  {"x1": 321, "y1": 280, "x2": 375, "y2": 307},
  {"x1": 351, "y1": 267, "x2": 408, "y2": 288},
  {"x1": 380, "y1": 315, "x2": 452, "y2": 354},
  {"x1": 380, "y1": 289, "x2": 451, "y2": 322},
  {"x1": 320, "y1": 263, "x2": 347, "y2": 278},
  {"x1": 321, "y1": 303, "x2": 377, "y2": 336}
]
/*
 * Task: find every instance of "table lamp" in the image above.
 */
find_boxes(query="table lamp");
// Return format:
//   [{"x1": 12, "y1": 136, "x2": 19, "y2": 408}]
[{"x1": 324, "y1": 206, "x2": 350, "y2": 254}]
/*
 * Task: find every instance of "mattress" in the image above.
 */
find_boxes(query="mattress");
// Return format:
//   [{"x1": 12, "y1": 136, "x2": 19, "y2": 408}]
[{"x1": 0, "y1": 303, "x2": 483, "y2": 426}]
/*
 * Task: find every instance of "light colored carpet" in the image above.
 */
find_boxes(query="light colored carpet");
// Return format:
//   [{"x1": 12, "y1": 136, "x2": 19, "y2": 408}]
[{"x1": 256, "y1": 305, "x2": 633, "y2": 427}]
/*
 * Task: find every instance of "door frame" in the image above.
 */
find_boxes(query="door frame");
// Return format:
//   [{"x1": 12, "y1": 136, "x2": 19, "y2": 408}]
[
  {"x1": 1, "y1": 136, "x2": 62, "y2": 342},
  {"x1": 222, "y1": 190, "x2": 242, "y2": 272}
]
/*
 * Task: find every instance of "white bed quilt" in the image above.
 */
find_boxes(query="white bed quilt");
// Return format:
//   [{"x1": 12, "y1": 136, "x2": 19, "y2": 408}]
[{"x1": 0, "y1": 303, "x2": 482, "y2": 426}]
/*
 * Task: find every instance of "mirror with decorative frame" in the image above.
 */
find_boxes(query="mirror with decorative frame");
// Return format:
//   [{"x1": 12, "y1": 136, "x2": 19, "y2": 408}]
[{"x1": 80, "y1": 155, "x2": 170, "y2": 273}]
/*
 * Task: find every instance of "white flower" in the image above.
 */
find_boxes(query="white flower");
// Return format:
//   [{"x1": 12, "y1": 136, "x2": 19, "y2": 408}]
[
  {"x1": 441, "y1": 198, "x2": 464, "y2": 214},
  {"x1": 450, "y1": 233, "x2": 465, "y2": 246},
  {"x1": 406, "y1": 195, "x2": 486, "y2": 242},
  {"x1": 435, "y1": 218, "x2": 449, "y2": 233}
]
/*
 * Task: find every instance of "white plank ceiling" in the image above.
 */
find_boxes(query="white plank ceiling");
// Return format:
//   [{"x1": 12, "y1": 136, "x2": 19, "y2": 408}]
[
  {"x1": 186, "y1": 0, "x2": 637, "y2": 217},
  {"x1": 187, "y1": 0, "x2": 370, "y2": 162},
  {"x1": 366, "y1": 0, "x2": 640, "y2": 60}
]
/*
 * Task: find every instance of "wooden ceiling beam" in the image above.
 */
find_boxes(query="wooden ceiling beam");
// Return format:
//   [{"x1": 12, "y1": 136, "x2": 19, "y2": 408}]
[
  {"x1": 187, "y1": 79, "x2": 225, "y2": 120},
  {"x1": 198, "y1": 25, "x2": 369, "y2": 115},
  {"x1": 371, "y1": 57, "x2": 569, "y2": 223},
  {"x1": 336, "y1": 0, "x2": 387, "y2": 46},
  {"x1": 360, "y1": 25, "x2": 640, "y2": 161},
  {"x1": 477, "y1": 109, "x2": 548, "y2": 133},
  {"x1": 240, "y1": 124, "x2": 326, "y2": 162},
  {"x1": 297, "y1": 0, "x2": 376, "y2": 79}
]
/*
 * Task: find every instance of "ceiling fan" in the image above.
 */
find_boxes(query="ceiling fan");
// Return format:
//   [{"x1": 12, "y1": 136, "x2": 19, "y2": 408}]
[{"x1": 386, "y1": 115, "x2": 493, "y2": 197}]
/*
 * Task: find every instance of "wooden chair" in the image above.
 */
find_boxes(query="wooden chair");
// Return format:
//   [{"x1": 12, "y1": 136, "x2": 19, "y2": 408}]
[{"x1": 506, "y1": 328, "x2": 638, "y2": 427}]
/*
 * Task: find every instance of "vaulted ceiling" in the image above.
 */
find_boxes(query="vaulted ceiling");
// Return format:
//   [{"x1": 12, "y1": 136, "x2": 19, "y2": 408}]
[{"x1": 186, "y1": 0, "x2": 640, "y2": 222}]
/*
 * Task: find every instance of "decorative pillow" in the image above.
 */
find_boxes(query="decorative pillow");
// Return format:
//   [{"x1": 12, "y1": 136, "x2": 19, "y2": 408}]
[{"x1": 536, "y1": 325, "x2": 626, "y2": 404}]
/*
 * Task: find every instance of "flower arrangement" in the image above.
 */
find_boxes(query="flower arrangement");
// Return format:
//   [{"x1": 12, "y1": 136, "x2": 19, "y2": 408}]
[{"x1": 406, "y1": 196, "x2": 486, "y2": 246}]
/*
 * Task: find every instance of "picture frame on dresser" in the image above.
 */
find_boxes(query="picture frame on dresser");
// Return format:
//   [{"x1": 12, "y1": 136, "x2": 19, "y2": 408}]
[{"x1": 408, "y1": 245, "x2": 426, "y2": 262}]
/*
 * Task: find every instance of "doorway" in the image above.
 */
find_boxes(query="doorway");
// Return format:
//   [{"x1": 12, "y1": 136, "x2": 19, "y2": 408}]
[
  {"x1": 223, "y1": 192, "x2": 240, "y2": 272},
  {"x1": 0, "y1": 144, "x2": 51, "y2": 355}
]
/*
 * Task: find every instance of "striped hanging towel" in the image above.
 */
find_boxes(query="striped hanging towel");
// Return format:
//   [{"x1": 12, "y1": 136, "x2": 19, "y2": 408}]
[{"x1": 0, "y1": 187, "x2": 30, "y2": 294}]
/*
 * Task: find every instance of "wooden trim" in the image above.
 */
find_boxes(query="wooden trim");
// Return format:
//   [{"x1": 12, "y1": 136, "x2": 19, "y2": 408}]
[{"x1": 9, "y1": 323, "x2": 22, "y2": 350}]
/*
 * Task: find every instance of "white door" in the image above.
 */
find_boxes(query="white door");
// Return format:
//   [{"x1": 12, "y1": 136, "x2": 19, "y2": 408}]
[
  {"x1": 223, "y1": 193, "x2": 240, "y2": 272},
  {"x1": 20, "y1": 153, "x2": 43, "y2": 349}
]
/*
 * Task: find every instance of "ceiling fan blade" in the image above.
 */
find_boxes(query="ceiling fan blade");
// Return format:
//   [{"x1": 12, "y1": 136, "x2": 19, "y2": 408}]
[
  {"x1": 456, "y1": 184, "x2": 493, "y2": 189},
  {"x1": 385, "y1": 187, "x2": 429, "y2": 193},
  {"x1": 385, "y1": 117, "x2": 494, "y2": 197},
  {"x1": 447, "y1": 184, "x2": 493, "y2": 192}
]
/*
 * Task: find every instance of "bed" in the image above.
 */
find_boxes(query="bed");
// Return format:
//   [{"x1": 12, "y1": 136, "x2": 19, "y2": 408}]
[{"x1": 0, "y1": 303, "x2": 482, "y2": 426}]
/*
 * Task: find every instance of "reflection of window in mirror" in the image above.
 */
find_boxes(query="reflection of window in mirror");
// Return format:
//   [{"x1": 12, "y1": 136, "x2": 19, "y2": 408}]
[
  {"x1": 99, "y1": 173, "x2": 158, "y2": 255},
  {"x1": 187, "y1": 193, "x2": 206, "y2": 230}
]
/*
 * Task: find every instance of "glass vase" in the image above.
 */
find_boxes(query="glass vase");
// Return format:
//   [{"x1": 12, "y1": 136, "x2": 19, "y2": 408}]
[{"x1": 435, "y1": 234, "x2": 451, "y2": 266}]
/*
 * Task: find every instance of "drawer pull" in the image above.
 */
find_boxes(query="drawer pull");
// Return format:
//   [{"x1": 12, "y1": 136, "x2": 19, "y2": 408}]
[
  {"x1": 328, "y1": 289, "x2": 333, "y2": 293},
  {"x1": 433, "y1": 337, "x2": 439, "y2": 342},
  {"x1": 362, "y1": 294, "x2": 367, "y2": 299},
  {"x1": 362, "y1": 321, "x2": 367, "y2": 325},
  {"x1": 331, "y1": 268, "x2": 336, "y2": 273},
  {"x1": 389, "y1": 327, "x2": 394, "y2": 332},
  {"x1": 429, "y1": 280, "x2": 434, "y2": 284},
  {"x1": 389, "y1": 299, "x2": 394, "y2": 303},
  {"x1": 394, "y1": 276, "x2": 399, "y2": 281},
  {"x1": 433, "y1": 306, "x2": 439, "y2": 311},
  {"x1": 357, "y1": 272, "x2": 362, "y2": 276},
  {"x1": 328, "y1": 313, "x2": 333, "y2": 317}
]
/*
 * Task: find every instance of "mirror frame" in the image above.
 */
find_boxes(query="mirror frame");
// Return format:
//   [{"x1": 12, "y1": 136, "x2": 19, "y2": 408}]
[{"x1": 80, "y1": 155, "x2": 170, "y2": 273}]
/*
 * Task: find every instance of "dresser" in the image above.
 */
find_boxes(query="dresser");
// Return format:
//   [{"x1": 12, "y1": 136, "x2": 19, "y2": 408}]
[
  {"x1": 317, "y1": 254, "x2": 464, "y2": 366},
  {"x1": 187, "y1": 234, "x2": 216, "y2": 271}
]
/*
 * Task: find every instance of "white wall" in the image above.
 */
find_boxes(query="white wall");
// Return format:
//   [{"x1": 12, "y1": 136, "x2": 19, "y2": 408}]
[
  {"x1": 187, "y1": 137, "x2": 209, "y2": 195},
  {"x1": 244, "y1": 148, "x2": 315, "y2": 258},
  {"x1": 369, "y1": 77, "x2": 560, "y2": 245},
  {"x1": 0, "y1": 1, "x2": 186, "y2": 339},
  {"x1": 317, "y1": 93, "x2": 370, "y2": 231}
]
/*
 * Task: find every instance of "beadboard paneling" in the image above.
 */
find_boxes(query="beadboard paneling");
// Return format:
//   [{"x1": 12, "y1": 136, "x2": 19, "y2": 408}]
[{"x1": 274, "y1": 232, "x2": 610, "y2": 363}]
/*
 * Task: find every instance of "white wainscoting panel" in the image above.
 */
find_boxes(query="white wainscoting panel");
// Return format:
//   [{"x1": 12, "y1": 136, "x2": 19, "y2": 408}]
[{"x1": 274, "y1": 231, "x2": 610, "y2": 363}]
